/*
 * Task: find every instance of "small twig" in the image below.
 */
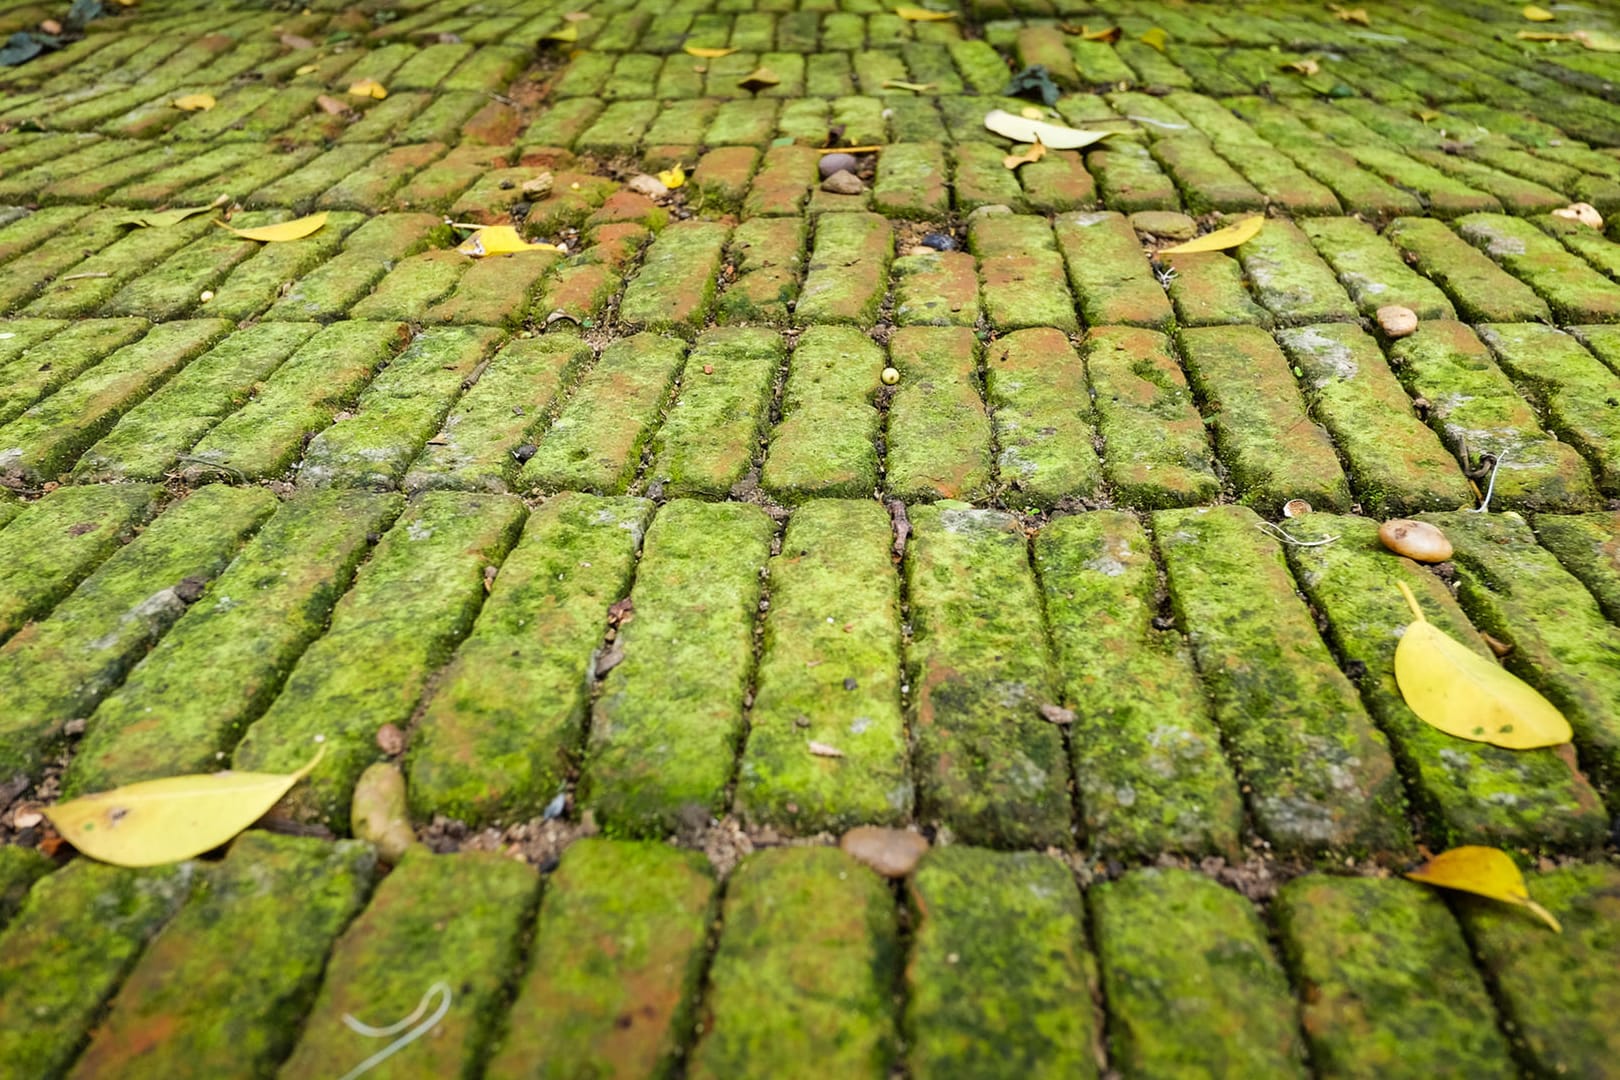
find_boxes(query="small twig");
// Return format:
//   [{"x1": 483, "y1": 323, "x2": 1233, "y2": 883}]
[
  {"x1": 338, "y1": 981, "x2": 452, "y2": 1080},
  {"x1": 1467, "y1": 452, "x2": 1504, "y2": 514},
  {"x1": 1255, "y1": 521, "x2": 1340, "y2": 547},
  {"x1": 60, "y1": 272, "x2": 110, "y2": 281}
]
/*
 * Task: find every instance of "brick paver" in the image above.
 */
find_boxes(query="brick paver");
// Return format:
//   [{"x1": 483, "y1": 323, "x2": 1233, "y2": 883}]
[{"x1": 3, "y1": 0, "x2": 1620, "y2": 1072}]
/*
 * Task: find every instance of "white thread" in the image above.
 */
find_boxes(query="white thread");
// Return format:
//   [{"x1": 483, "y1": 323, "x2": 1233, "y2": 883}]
[
  {"x1": 1468, "y1": 453, "x2": 1504, "y2": 514},
  {"x1": 1255, "y1": 521, "x2": 1340, "y2": 547},
  {"x1": 337, "y1": 981, "x2": 452, "y2": 1080}
]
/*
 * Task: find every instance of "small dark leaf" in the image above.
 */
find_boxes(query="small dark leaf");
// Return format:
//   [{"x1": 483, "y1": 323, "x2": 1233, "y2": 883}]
[
  {"x1": 1004, "y1": 65, "x2": 1061, "y2": 106},
  {"x1": 0, "y1": 32, "x2": 44, "y2": 66}
]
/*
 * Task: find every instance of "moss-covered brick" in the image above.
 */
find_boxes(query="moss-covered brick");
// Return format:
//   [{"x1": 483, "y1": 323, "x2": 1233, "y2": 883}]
[
  {"x1": 489, "y1": 839, "x2": 716, "y2": 1080},
  {"x1": 0, "y1": 318, "x2": 229, "y2": 485},
  {"x1": 970, "y1": 214, "x2": 1077, "y2": 333},
  {"x1": 1384, "y1": 216, "x2": 1551, "y2": 323},
  {"x1": 1067, "y1": 39, "x2": 1134, "y2": 87},
  {"x1": 1456, "y1": 864, "x2": 1620, "y2": 1078},
  {"x1": 762, "y1": 326, "x2": 882, "y2": 500},
  {"x1": 38, "y1": 143, "x2": 176, "y2": 203},
  {"x1": 0, "y1": 206, "x2": 81, "y2": 267},
  {"x1": 184, "y1": 320, "x2": 411, "y2": 482},
  {"x1": 906, "y1": 847, "x2": 1097, "y2": 1079},
  {"x1": 67, "y1": 833, "x2": 374, "y2": 1080},
  {"x1": 282, "y1": 849, "x2": 535, "y2": 1077},
  {"x1": 1299, "y1": 216, "x2": 1456, "y2": 320},
  {"x1": 1082, "y1": 326, "x2": 1219, "y2": 507},
  {"x1": 520, "y1": 333, "x2": 685, "y2": 494},
  {"x1": 266, "y1": 213, "x2": 447, "y2": 322},
  {"x1": 1162, "y1": 250, "x2": 1267, "y2": 327},
  {"x1": 804, "y1": 56, "x2": 852, "y2": 99},
  {"x1": 0, "y1": 485, "x2": 274, "y2": 781},
  {"x1": 103, "y1": 143, "x2": 270, "y2": 208},
  {"x1": 1410, "y1": 149, "x2": 1567, "y2": 216},
  {"x1": 298, "y1": 326, "x2": 502, "y2": 491},
  {"x1": 649, "y1": 327, "x2": 781, "y2": 498},
  {"x1": 0, "y1": 137, "x2": 142, "y2": 202},
  {"x1": 393, "y1": 146, "x2": 510, "y2": 214},
  {"x1": 952, "y1": 141, "x2": 1027, "y2": 213},
  {"x1": 1156, "y1": 505, "x2": 1411, "y2": 856},
  {"x1": 427, "y1": 249, "x2": 559, "y2": 329},
  {"x1": 1275, "y1": 876, "x2": 1513, "y2": 1079},
  {"x1": 65, "y1": 491, "x2": 403, "y2": 795},
  {"x1": 719, "y1": 216, "x2": 806, "y2": 325},
  {"x1": 101, "y1": 212, "x2": 283, "y2": 321},
  {"x1": 892, "y1": 250, "x2": 976, "y2": 328},
  {"x1": 1285, "y1": 513, "x2": 1605, "y2": 853},
  {"x1": 885, "y1": 326, "x2": 993, "y2": 502},
  {"x1": 906, "y1": 504, "x2": 1071, "y2": 846},
  {"x1": 0, "y1": 318, "x2": 148, "y2": 428},
  {"x1": 1177, "y1": 324, "x2": 1352, "y2": 513},
  {"x1": 1264, "y1": 142, "x2": 1423, "y2": 220},
  {"x1": 1149, "y1": 134, "x2": 1265, "y2": 214},
  {"x1": 872, "y1": 141, "x2": 948, "y2": 219},
  {"x1": 228, "y1": 492, "x2": 521, "y2": 826},
  {"x1": 205, "y1": 211, "x2": 365, "y2": 321},
  {"x1": 690, "y1": 847, "x2": 897, "y2": 1079},
  {"x1": 1035, "y1": 512, "x2": 1244, "y2": 859},
  {"x1": 408, "y1": 494, "x2": 648, "y2": 826},
  {"x1": 1419, "y1": 510, "x2": 1620, "y2": 801},
  {"x1": 985, "y1": 328, "x2": 1101, "y2": 506},
  {"x1": 1227, "y1": 217, "x2": 1356, "y2": 325},
  {"x1": 246, "y1": 143, "x2": 387, "y2": 211},
  {"x1": 743, "y1": 143, "x2": 818, "y2": 218},
  {"x1": 691, "y1": 145, "x2": 759, "y2": 212},
  {"x1": 318, "y1": 142, "x2": 446, "y2": 212},
  {"x1": 1475, "y1": 323, "x2": 1620, "y2": 496},
  {"x1": 0, "y1": 482, "x2": 159, "y2": 642},
  {"x1": 1534, "y1": 511, "x2": 1620, "y2": 625},
  {"x1": 1053, "y1": 211, "x2": 1173, "y2": 328},
  {"x1": 795, "y1": 212, "x2": 893, "y2": 326},
  {"x1": 22, "y1": 215, "x2": 214, "y2": 319},
  {"x1": 1088, "y1": 141, "x2": 1181, "y2": 214},
  {"x1": 73, "y1": 322, "x2": 321, "y2": 483},
  {"x1": 0, "y1": 846, "x2": 49, "y2": 933},
  {"x1": 1277, "y1": 323, "x2": 1473, "y2": 515},
  {"x1": 0, "y1": 209, "x2": 135, "y2": 313},
  {"x1": 531, "y1": 223, "x2": 642, "y2": 325},
  {"x1": 573, "y1": 99, "x2": 659, "y2": 156},
  {"x1": 1017, "y1": 148, "x2": 1097, "y2": 213},
  {"x1": 736, "y1": 499, "x2": 908, "y2": 831},
  {"x1": 405, "y1": 337, "x2": 590, "y2": 494},
  {"x1": 1091, "y1": 869, "x2": 1307, "y2": 1079},
  {"x1": 0, "y1": 861, "x2": 194, "y2": 1079},
  {"x1": 1388, "y1": 321, "x2": 1599, "y2": 512},
  {"x1": 617, "y1": 220, "x2": 728, "y2": 335},
  {"x1": 1538, "y1": 214, "x2": 1620, "y2": 281},
  {"x1": 349, "y1": 249, "x2": 470, "y2": 322},
  {"x1": 1455, "y1": 213, "x2": 1620, "y2": 324}
]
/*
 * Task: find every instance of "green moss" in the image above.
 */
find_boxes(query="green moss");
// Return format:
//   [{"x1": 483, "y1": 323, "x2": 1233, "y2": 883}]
[
  {"x1": 1456, "y1": 213, "x2": 1620, "y2": 324},
  {"x1": 68, "y1": 833, "x2": 374, "y2": 1079},
  {"x1": 1232, "y1": 217, "x2": 1358, "y2": 325},
  {"x1": 1299, "y1": 216, "x2": 1456, "y2": 320},
  {"x1": 1532, "y1": 510, "x2": 1620, "y2": 624},
  {"x1": 349, "y1": 250, "x2": 470, "y2": 322},
  {"x1": 650, "y1": 328, "x2": 782, "y2": 498},
  {"x1": 873, "y1": 142, "x2": 948, "y2": 220},
  {"x1": 985, "y1": 328, "x2": 1102, "y2": 507},
  {"x1": 1151, "y1": 134, "x2": 1266, "y2": 214},
  {"x1": 894, "y1": 250, "x2": 980, "y2": 328},
  {"x1": 488, "y1": 839, "x2": 716, "y2": 1080},
  {"x1": 281, "y1": 849, "x2": 537, "y2": 1079},
  {"x1": 794, "y1": 212, "x2": 893, "y2": 326},
  {"x1": 1384, "y1": 216, "x2": 1550, "y2": 324},
  {"x1": 1275, "y1": 876, "x2": 1514, "y2": 1079},
  {"x1": 969, "y1": 215, "x2": 1079, "y2": 333},
  {"x1": 1053, "y1": 211, "x2": 1173, "y2": 328},
  {"x1": 952, "y1": 141, "x2": 1028, "y2": 213},
  {"x1": 23, "y1": 215, "x2": 214, "y2": 318},
  {"x1": 762, "y1": 326, "x2": 882, "y2": 501},
  {"x1": 886, "y1": 326, "x2": 994, "y2": 503},
  {"x1": 1165, "y1": 251, "x2": 1272, "y2": 327},
  {"x1": 1155, "y1": 505, "x2": 1411, "y2": 858},
  {"x1": 266, "y1": 213, "x2": 447, "y2": 322},
  {"x1": 1035, "y1": 511, "x2": 1244, "y2": 859},
  {"x1": 100, "y1": 211, "x2": 284, "y2": 321},
  {"x1": 429, "y1": 249, "x2": 560, "y2": 329},
  {"x1": 0, "y1": 860, "x2": 194, "y2": 1078},
  {"x1": 1091, "y1": 868, "x2": 1307, "y2": 1079},
  {"x1": 0, "y1": 846, "x2": 51, "y2": 931},
  {"x1": 736, "y1": 500, "x2": 910, "y2": 831},
  {"x1": 617, "y1": 220, "x2": 729, "y2": 335},
  {"x1": 689, "y1": 847, "x2": 898, "y2": 1080},
  {"x1": 907, "y1": 504, "x2": 1071, "y2": 847}
]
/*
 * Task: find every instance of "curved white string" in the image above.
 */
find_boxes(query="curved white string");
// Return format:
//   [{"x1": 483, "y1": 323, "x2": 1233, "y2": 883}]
[{"x1": 337, "y1": 981, "x2": 452, "y2": 1080}]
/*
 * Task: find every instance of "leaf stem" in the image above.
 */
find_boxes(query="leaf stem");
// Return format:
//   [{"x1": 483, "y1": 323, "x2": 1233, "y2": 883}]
[{"x1": 1396, "y1": 580, "x2": 1426, "y2": 621}]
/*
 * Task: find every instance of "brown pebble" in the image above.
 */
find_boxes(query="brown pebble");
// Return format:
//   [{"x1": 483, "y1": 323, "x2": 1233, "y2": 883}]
[
  {"x1": 1552, "y1": 202, "x2": 1603, "y2": 230},
  {"x1": 375, "y1": 723, "x2": 405, "y2": 756},
  {"x1": 1038, "y1": 703, "x2": 1076, "y2": 725},
  {"x1": 1378, "y1": 518, "x2": 1453, "y2": 562},
  {"x1": 840, "y1": 825, "x2": 929, "y2": 878},
  {"x1": 351, "y1": 763, "x2": 416, "y2": 863},
  {"x1": 820, "y1": 169, "x2": 864, "y2": 195},
  {"x1": 1376, "y1": 304, "x2": 1418, "y2": 338}
]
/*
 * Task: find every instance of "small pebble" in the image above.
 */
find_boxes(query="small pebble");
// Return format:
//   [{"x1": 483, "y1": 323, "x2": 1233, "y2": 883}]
[
  {"x1": 840, "y1": 826, "x2": 929, "y2": 878},
  {"x1": 1376, "y1": 304, "x2": 1418, "y2": 338},
  {"x1": 821, "y1": 169, "x2": 864, "y2": 195},
  {"x1": 1378, "y1": 518, "x2": 1453, "y2": 563},
  {"x1": 881, "y1": 366, "x2": 900, "y2": 386},
  {"x1": 819, "y1": 152, "x2": 857, "y2": 178},
  {"x1": 1038, "y1": 703, "x2": 1076, "y2": 725},
  {"x1": 626, "y1": 173, "x2": 669, "y2": 199},
  {"x1": 1552, "y1": 202, "x2": 1603, "y2": 230},
  {"x1": 199, "y1": 290, "x2": 214, "y2": 303},
  {"x1": 542, "y1": 792, "x2": 567, "y2": 820},
  {"x1": 12, "y1": 808, "x2": 42, "y2": 829},
  {"x1": 375, "y1": 722, "x2": 405, "y2": 756},
  {"x1": 966, "y1": 204, "x2": 1011, "y2": 221},
  {"x1": 921, "y1": 232, "x2": 957, "y2": 251},
  {"x1": 1282, "y1": 498, "x2": 1311, "y2": 518},
  {"x1": 906, "y1": 244, "x2": 933, "y2": 257}
]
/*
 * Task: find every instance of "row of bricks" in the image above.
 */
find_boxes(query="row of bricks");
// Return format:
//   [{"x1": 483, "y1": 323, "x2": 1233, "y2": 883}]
[
  {"x1": 4, "y1": 481, "x2": 1620, "y2": 858},
  {"x1": 4, "y1": 836, "x2": 1615, "y2": 1078}
]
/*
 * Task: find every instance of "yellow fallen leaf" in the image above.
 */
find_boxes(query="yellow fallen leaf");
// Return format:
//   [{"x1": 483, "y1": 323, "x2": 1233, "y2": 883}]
[
  {"x1": 217, "y1": 211, "x2": 329, "y2": 242},
  {"x1": 1416, "y1": 109, "x2": 1442, "y2": 121},
  {"x1": 1522, "y1": 4, "x2": 1555, "y2": 20},
  {"x1": 1406, "y1": 846, "x2": 1562, "y2": 932},
  {"x1": 1282, "y1": 58, "x2": 1321, "y2": 75},
  {"x1": 1329, "y1": 4, "x2": 1371, "y2": 25},
  {"x1": 683, "y1": 44, "x2": 735, "y2": 57},
  {"x1": 115, "y1": 206, "x2": 215, "y2": 228},
  {"x1": 737, "y1": 66, "x2": 780, "y2": 92},
  {"x1": 1393, "y1": 581, "x2": 1571, "y2": 749},
  {"x1": 347, "y1": 78, "x2": 387, "y2": 99},
  {"x1": 44, "y1": 747, "x2": 325, "y2": 867},
  {"x1": 1003, "y1": 136, "x2": 1047, "y2": 170},
  {"x1": 657, "y1": 163, "x2": 686, "y2": 189},
  {"x1": 1160, "y1": 214, "x2": 1265, "y2": 253},
  {"x1": 984, "y1": 108, "x2": 1112, "y2": 150},
  {"x1": 1081, "y1": 24, "x2": 1123, "y2": 42},
  {"x1": 818, "y1": 144, "x2": 883, "y2": 154},
  {"x1": 882, "y1": 79, "x2": 935, "y2": 92},
  {"x1": 1518, "y1": 29, "x2": 1574, "y2": 40},
  {"x1": 172, "y1": 93, "x2": 215, "y2": 111},
  {"x1": 294, "y1": 63, "x2": 318, "y2": 75},
  {"x1": 1573, "y1": 29, "x2": 1620, "y2": 50},
  {"x1": 543, "y1": 23, "x2": 579, "y2": 43},
  {"x1": 1140, "y1": 27, "x2": 1168, "y2": 51},
  {"x1": 895, "y1": 6, "x2": 956, "y2": 21},
  {"x1": 456, "y1": 226, "x2": 564, "y2": 257}
]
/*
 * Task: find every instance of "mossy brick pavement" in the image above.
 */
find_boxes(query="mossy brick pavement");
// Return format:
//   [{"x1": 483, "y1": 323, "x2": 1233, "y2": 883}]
[{"x1": 4, "y1": 0, "x2": 1620, "y2": 1073}]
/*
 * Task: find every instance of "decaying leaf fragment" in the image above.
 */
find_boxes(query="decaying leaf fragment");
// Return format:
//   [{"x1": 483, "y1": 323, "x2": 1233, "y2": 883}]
[
  {"x1": 43, "y1": 746, "x2": 326, "y2": 867},
  {"x1": 542, "y1": 23, "x2": 579, "y2": 43},
  {"x1": 895, "y1": 6, "x2": 956, "y2": 21},
  {"x1": 456, "y1": 225, "x2": 564, "y2": 257},
  {"x1": 683, "y1": 44, "x2": 735, "y2": 58},
  {"x1": 347, "y1": 78, "x2": 387, "y2": 99},
  {"x1": 114, "y1": 205, "x2": 216, "y2": 228},
  {"x1": 1159, "y1": 215, "x2": 1264, "y2": 253},
  {"x1": 171, "y1": 92, "x2": 215, "y2": 111},
  {"x1": 983, "y1": 108, "x2": 1111, "y2": 150},
  {"x1": 1075, "y1": 24, "x2": 1123, "y2": 42},
  {"x1": 1522, "y1": 4, "x2": 1555, "y2": 20},
  {"x1": 1406, "y1": 846, "x2": 1562, "y2": 932},
  {"x1": 657, "y1": 162, "x2": 686, "y2": 189},
  {"x1": 1003, "y1": 136, "x2": 1047, "y2": 170},
  {"x1": 1392, "y1": 581, "x2": 1572, "y2": 750},
  {"x1": 217, "y1": 211, "x2": 329, "y2": 242},
  {"x1": 1328, "y1": 4, "x2": 1371, "y2": 25},
  {"x1": 882, "y1": 79, "x2": 935, "y2": 92},
  {"x1": 737, "y1": 66, "x2": 780, "y2": 92},
  {"x1": 1140, "y1": 27, "x2": 1168, "y2": 51},
  {"x1": 1281, "y1": 58, "x2": 1321, "y2": 75}
]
